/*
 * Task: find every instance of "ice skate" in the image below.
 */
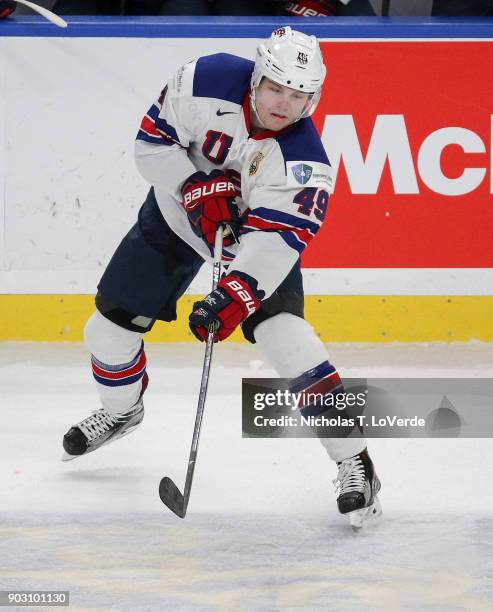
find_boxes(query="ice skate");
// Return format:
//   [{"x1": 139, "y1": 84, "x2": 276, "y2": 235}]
[
  {"x1": 333, "y1": 448, "x2": 382, "y2": 531},
  {"x1": 61, "y1": 399, "x2": 144, "y2": 461}
]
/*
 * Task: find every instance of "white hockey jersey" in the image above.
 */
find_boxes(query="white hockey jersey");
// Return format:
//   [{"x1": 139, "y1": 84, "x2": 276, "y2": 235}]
[{"x1": 135, "y1": 53, "x2": 333, "y2": 299}]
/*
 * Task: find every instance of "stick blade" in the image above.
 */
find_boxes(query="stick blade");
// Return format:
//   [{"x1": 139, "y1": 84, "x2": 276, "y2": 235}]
[{"x1": 159, "y1": 477, "x2": 186, "y2": 518}]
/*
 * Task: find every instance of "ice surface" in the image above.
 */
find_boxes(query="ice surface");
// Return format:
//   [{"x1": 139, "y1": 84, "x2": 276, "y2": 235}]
[{"x1": 1, "y1": 342, "x2": 492, "y2": 610}]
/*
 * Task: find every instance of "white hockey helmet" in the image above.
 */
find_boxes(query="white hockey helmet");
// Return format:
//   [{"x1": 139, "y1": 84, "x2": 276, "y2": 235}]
[{"x1": 251, "y1": 26, "x2": 327, "y2": 120}]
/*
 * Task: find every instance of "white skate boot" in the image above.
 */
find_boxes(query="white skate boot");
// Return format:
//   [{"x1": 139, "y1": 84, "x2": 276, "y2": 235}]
[
  {"x1": 333, "y1": 448, "x2": 382, "y2": 531},
  {"x1": 61, "y1": 399, "x2": 144, "y2": 461}
]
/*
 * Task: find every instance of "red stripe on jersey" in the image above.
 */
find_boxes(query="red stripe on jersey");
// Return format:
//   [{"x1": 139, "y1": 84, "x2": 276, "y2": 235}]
[
  {"x1": 245, "y1": 215, "x2": 313, "y2": 247},
  {"x1": 140, "y1": 116, "x2": 176, "y2": 144},
  {"x1": 140, "y1": 116, "x2": 161, "y2": 137}
]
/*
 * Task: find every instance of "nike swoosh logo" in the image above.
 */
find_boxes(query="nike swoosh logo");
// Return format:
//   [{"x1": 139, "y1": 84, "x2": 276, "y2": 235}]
[{"x1": 216, "y1": 109, "x2": 238, "y2": 116}]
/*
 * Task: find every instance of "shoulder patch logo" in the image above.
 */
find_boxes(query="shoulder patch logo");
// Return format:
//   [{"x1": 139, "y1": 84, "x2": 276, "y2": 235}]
[
  {"x1": 249, "y1": 151, "x2": 265, "y2": 176},
  {"x1": 297, "y1": 51, "x2": 308, "y2": 65},
  {"x1": 291, "y1": 163, "x2": 313, "y2": 185}
]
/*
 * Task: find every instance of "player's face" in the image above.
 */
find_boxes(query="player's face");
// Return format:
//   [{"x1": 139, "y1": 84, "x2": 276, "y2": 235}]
[{"x1": 253, "y1": 78, "x2": 309, "y2": 131}]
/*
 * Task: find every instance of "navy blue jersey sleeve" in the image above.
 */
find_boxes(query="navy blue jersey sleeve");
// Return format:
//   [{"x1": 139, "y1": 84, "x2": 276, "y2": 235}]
[
  {"x1": 275, "y1": 117, "x2": 331, "y2": 166},
  {"x1": 192, "y1": 53, "x2": 254, "y2": 104}
]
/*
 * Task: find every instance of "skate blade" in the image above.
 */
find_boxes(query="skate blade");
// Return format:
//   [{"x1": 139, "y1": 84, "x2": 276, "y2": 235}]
[
  {"x1": 61, "y1": 451, "x2": 79, "y2": 462},
  {"x1": 347, "y1": 496, "x2": 382, "y2": 531},
  {"x1": 60, "y1": 421, "x2": 142, "y2": 462}
]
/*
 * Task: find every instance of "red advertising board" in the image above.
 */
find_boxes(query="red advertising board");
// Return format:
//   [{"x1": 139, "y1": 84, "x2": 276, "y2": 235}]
[{"x1": 306, "y1": 42, "x2": 493, "y2": 268}]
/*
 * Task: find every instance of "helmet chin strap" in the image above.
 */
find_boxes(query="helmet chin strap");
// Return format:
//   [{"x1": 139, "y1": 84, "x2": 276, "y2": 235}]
[
  {"x1": 252, "y1": 106, "x2": 268, "y2": 131},
  {"x1": 250, "y1": 90, "x2": 268, "y2": 131}
]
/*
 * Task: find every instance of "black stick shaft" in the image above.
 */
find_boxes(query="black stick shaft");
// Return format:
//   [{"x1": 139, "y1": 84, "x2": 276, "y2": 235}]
[{"x1": 180, "y1": 228, "x2": 224, "y2": 515}]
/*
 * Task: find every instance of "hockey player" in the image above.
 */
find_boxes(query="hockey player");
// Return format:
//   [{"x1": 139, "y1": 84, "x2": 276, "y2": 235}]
[{"x1": 62, "y1": 27, "x2": 381, "y2": 528}]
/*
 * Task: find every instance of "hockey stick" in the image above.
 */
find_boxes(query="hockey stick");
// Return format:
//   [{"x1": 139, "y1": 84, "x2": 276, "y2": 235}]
[
  {"x1": 16, "y1": 0, "x2": 68, "y2": 28},
  {"x1": 159, "y1": 225, "x2": 224, "y2": 518}
]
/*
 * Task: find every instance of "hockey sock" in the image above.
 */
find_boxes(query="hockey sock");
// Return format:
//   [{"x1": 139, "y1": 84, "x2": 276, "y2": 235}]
[
  {"x1": 289, "y1": 359, "x2": 344, "y2": 419},
  {"x1": 288, "y1": 360, "x2": 366, "y2": 461},
  {"x1": 254, "y1": 313, "x2": 366, "y2": 461},
  {"x1": 91, "y1": 345, "x2": 148, "y2": 411},
  {"x1": 84, "y1": 310, "x2": 147, "y2": 414}
]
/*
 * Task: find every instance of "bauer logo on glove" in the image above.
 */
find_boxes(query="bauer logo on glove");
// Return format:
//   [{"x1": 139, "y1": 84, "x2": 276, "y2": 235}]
[
  {"x1": 224, "y1": 279, "x2": 258, "y2": 315},
  {"x1": 183, "y1": 180, "x2": 236, "y2": 209},
  {"x1": 181, "y1": 169, "x2": 241, "y2": 249},
  {"x1": 189, "y1": 273, "x2": 263, "y2": 342}
]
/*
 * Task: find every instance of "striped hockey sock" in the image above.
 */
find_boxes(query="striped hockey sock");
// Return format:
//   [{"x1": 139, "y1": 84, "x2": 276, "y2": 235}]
[
  {"x1": 289, "y1": 360, "x2": 344, "y2": 418},
  {"x1": 90, "y1": 343, "x2": 149, "y2": 413}
]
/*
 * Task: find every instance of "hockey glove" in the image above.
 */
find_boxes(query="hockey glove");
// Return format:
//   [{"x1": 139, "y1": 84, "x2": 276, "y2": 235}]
[
  {"x1": 181, "y1": 170, "x2": 240, "y2": 249},
  {"x1": 189, "y1": 274, "x2": 262, "y2": 342},
  {"x1": 0, "y1": 1, "x2": 16, "y2": 18}
]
